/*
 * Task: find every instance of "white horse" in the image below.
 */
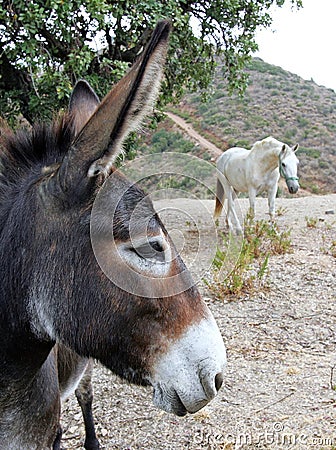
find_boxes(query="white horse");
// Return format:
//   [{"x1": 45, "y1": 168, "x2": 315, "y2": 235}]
[{"x1": 214, "y1": 136, "x2": 299, "y2": 233}]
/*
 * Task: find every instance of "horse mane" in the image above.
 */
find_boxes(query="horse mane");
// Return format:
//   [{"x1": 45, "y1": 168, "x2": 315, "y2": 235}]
[
  {"x1": 0, "y1": 114, "x2": 76, "y2": 198},
  {"x1": 250, "y1": 136, "x2": 288, "y2": 155}
]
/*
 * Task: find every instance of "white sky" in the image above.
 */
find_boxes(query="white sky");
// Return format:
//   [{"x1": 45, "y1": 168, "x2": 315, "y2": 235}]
[{"x1": 254, "y1": 0, "x2": 336, "y2": 92}]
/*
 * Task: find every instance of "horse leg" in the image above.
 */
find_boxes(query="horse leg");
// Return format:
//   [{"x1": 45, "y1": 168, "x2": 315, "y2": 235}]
[
  {"x1": 218, "y1": 175, "x2": 234, "y2": 230},
  {"x1": 75, "y1": 361, "x2": 100, "y2": 450},
  {"x1": 248, "y1": 188, "x2": 257, "y2": 219},
  {"x1": 214, "y1": 177, "x2": 226, "y2": 220},
  {"x1": 267, "y1": 183, "x2": 278, "y2": 221},
  {"x1": 227, "y1": 187, "x2": 242, "y2": 234}
]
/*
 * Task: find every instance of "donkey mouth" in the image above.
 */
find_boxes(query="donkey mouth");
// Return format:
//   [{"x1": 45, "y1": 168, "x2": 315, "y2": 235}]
[
  {"x1": 152, "y1": 383, "x2": 211, "y2": 416},
  {"x1": 172, "y1": 392, "x2": 188, "y2": 417},
  {"x1": 152, "y1": 383, "x2": 187, "y2": 416}
]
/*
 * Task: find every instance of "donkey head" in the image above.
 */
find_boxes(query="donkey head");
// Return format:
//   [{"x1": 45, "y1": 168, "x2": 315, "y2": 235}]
[{"x1": 15, "y1": 21, "x2": 226, "y2": 416}]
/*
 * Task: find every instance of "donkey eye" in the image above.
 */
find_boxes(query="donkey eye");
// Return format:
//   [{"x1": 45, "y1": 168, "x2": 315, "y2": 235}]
[
  {"x1": 131, "y1": 240, "x2": 166, "y2": 262},
  {"x1": 281, "y1": 162, "x2": 286, "y2": 167},
  {"x1": 120, "y1": 235, "x2": 171, "y2": 276},
  {"x1": 150, "y1": 241, "x2": 164, "y2": 253}
]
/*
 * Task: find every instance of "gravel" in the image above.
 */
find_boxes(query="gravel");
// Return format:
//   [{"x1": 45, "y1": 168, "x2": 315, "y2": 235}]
[{"x1": 60, "y1": 194, "x2": 336, "y2": 450}]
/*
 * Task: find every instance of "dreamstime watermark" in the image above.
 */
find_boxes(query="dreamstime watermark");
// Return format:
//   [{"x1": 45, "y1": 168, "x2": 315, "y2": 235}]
[
  {"x1": 193, "y1": 423, "x2": 335, "y2": 448},
  {"x1": 90, "y1": 152, "x2": 244, "y2": 297}
]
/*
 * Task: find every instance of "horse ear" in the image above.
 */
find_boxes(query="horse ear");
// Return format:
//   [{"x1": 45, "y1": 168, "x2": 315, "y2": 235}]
[
  {"x1": 69, "y1": 80, "x2": 100, "y2": 136},
  {"x1": 59, "y1": 20, "x2": 171, "y2": 188},
  {"x1": 292, "y1": 144, "x2": 299, "y2": 153},
  {"x1": 280, "y1": 144, "x2": 286, "y2": 156}
]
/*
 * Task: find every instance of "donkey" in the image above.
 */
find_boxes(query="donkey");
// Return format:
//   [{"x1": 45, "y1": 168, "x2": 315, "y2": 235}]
[{"x1": 0, "y1": 21, "x2": 226, "y2": 449}]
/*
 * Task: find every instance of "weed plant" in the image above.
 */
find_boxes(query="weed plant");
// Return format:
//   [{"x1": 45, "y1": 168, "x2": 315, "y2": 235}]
[
  {"x1": 205, "y1": 215, "x2": 292, "y2": 300},
  {"x1": 305, "y1": 216, "x2": 319, "y2": 228}
]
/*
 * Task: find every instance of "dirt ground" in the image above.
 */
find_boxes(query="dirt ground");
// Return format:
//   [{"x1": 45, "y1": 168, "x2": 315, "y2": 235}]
[{"x1": 61, "y1": 193, "x2": 336, "y2": 450}]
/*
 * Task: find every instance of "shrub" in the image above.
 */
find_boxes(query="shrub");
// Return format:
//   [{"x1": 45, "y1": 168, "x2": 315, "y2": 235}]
[
  {"x1": 143, "y1": 129, "x2": 196, "y2": 154},
  {"x1": 204, "y1": 215, "x2": 292, "y2": 299},
  {"x1": 296, "y1": 116, "x2": 309, "y2": 128},
  {"x1": 305, "y1": 216, "x2": 318, "y2": 228},
  {"x1": 330, "y1": 241, "x2": 336, "y2": 258},
  {"x1": 297, "y1": 147, "x2": 321, "y2": 159}
]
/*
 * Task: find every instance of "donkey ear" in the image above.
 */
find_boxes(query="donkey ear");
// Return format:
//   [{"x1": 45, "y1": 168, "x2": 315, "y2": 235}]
[
  {"x1": 60, "y1": 20, "x2": 171, "y2": 187},
  {"x1": 280, "y1": 144, "x2": 286, "y2": 155},
  {"x1": 292, "y1": 144, "x2": 299, "y2": 153},
  {"x1": 69, "y1": 80, "x2": 100, "y2": 136}
]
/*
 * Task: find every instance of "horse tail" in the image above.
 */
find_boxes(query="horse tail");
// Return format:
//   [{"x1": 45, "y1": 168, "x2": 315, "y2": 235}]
[{"x1": 214, "y1": 177, "x2": 225, "y2": 219}]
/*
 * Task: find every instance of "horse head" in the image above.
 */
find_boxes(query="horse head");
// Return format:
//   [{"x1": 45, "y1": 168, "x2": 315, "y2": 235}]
[{"x1": 279, "y1": 143, "x2": 300, "y2": 194}]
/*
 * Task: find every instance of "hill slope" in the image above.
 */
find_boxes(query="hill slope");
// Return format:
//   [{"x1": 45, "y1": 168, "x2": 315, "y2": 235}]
[{"x1": 140, "y1": 58, "x2": 336, "y2": 194}]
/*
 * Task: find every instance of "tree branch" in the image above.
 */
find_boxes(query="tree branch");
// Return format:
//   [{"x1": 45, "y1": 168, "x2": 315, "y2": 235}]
[{"x1": 0, "y1": 46, "x2": 34, "y2": 123}]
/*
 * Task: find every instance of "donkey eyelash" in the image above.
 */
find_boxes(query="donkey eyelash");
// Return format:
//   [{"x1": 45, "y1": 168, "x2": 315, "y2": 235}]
[{"x1": 129, "y1": 241, "x2": 165, "y2": 261}]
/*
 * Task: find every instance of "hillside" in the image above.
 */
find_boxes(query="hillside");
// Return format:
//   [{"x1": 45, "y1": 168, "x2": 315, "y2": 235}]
[{"x1": 139, "y1": 58, "x2": 336, "y2": 194}]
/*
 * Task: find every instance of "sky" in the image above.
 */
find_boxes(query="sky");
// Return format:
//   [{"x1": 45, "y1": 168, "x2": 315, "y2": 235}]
[{"x1": 254, "y1": 0, "x2": 336, "y2": 92}]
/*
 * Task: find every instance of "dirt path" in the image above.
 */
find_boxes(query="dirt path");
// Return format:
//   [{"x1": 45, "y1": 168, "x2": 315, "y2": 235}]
[
  {"x1": 165, "y1": 111, "x2": 223, "y2": 158},
  {"x1": 61, "y1": 194, "x2": 336, "y2": 450}
]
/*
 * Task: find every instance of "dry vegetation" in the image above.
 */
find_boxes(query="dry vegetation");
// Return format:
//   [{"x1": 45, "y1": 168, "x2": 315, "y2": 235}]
[{"x1": 164, "y1": 58, "x2": 336, "y2": 195}]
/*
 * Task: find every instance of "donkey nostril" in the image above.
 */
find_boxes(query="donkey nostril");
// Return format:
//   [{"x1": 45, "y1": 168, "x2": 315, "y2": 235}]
[{"x1": 215, "y1": 372, "x2": 224, "y2": 392}]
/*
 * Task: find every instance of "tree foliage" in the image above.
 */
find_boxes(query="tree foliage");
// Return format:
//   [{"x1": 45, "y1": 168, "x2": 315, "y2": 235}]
[{"x1": 0, "y1": 0, "x2": 302, "y2": 124}]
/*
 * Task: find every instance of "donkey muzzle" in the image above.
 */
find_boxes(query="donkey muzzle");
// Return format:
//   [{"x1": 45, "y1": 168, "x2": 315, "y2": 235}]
[{"x1": 150, "y1": 314, "x2": 226, "y2": 415}]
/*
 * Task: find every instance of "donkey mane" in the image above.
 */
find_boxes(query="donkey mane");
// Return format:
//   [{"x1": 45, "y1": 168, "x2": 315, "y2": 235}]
[{"x1": 0, "y1": 115, "x2": 76, "y2": 196}]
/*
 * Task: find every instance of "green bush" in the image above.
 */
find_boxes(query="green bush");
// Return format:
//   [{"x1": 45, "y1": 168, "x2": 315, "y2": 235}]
[
  {"x1": 318, "y1": 160, "x2": 329, "y2": 169},
  {"x1": 284, "y1": 127, "x2": 298, "y2": 140},
  {"x1": 204, "y1": 215, "x2": 292, "y2": 299},
  {"x1": 297, "y1": 147, "x2": 321, "y2": 159},
  {"x1": 143, "y1": 129, "x2": 196, "y2": 154},
  {"x1": 296, "y1": 116, "x2": 309, "y2": 128}
]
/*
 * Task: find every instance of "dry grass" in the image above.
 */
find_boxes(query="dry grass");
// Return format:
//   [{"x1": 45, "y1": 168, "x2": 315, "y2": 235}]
[{"x1": 204, "y1": 215, "x2": 292, "y2": 299}]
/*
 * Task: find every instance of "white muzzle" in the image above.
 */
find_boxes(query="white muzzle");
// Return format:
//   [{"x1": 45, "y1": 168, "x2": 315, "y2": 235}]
[{"x1": 150, "y1": 312, "x2": 226, "y2": 416}]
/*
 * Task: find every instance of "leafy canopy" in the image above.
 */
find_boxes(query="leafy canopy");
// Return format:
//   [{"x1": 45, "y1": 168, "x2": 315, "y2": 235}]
[{"x1": 0, "y1": 0, "x2": 302, "y2": 124}]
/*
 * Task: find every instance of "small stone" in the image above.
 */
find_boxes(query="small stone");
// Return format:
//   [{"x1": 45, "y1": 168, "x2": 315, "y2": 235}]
[{"x1": 325, "y1": 209, "x2": 335, "y2": 214}]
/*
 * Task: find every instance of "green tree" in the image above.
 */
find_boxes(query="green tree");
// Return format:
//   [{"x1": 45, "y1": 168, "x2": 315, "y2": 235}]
[{"x1": 0, "y1": 0, "x2": 302, "y2": 124}]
